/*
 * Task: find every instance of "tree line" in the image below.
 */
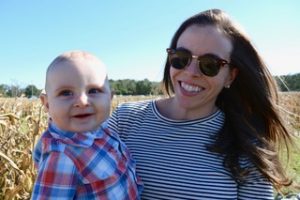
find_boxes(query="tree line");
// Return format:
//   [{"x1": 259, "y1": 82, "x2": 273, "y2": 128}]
[
  {"x1": 0, "y1": 79, "x2": 164, "y2": 98},
  {"x1": 0, "y1": 73, "x2": 299, "y2": 98},
  {"x1": 109, "y1": 79, "x2": 163, "y2": 95},
  {"x1": 275, "y1": 73, "x2": 300, "y2": 92}
]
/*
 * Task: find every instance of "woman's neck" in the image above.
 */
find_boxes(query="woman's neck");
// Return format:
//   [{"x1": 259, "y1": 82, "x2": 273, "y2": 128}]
[{"x1": 155, "y1": 97, "x2": 218, "y2": 121}]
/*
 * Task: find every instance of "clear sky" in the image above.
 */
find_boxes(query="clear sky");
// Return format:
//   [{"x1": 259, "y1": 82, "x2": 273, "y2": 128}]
[{"x1": 1, "y1": 0, "x2": 299, "y2": 89}]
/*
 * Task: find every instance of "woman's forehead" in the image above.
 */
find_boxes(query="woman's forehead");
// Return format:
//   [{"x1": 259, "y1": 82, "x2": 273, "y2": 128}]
[{"x1": 177, "y1": 25, "x2": 232, "y2": 57}]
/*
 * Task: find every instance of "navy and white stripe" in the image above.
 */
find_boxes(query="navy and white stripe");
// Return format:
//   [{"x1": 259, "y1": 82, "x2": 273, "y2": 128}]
[{"x1": 108, "y1": 100, "x2": 274, "y2": 200}]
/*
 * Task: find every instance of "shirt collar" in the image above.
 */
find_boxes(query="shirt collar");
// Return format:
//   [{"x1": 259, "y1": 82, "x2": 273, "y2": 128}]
[{"x1": 48, "y1": 122, "x2": 108, "y2": 148}]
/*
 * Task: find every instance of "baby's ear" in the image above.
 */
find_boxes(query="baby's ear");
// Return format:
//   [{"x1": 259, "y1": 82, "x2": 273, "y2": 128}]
[
  {"x1": 110, "y1": 90, "x2": 114, "y2": 100},
  {"x1": 39, "y1": 93, "x2": 49, "y2": 112}
]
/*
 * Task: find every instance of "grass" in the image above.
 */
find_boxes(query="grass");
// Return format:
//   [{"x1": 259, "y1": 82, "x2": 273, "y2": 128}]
[{"x1": 288, "y1": 136, "x2": 300, "y2": 183}]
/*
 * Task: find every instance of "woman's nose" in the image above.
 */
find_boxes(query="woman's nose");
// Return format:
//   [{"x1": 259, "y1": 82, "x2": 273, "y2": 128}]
[{"x1": 185, "y1": 58, "x2": 202, "y2": 75}]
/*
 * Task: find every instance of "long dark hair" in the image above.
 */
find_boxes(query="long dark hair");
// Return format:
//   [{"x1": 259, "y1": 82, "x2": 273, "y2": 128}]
[{"x1": 163, "y1": 9, "x2": 294, "y2": 191}]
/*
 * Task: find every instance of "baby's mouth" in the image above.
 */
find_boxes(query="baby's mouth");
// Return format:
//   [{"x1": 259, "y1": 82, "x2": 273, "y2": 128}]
[{"x1": 73, "y1": 113, "x2": 93, "y2": 118}]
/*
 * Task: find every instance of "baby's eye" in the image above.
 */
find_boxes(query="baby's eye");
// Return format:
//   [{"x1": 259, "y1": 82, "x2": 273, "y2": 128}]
[
  {"x1": 88, "y1": 88, "x2": 102, "y2": 94},
  {"x1": 58, "y1": 90, "x2": 73, "y2": 96}
]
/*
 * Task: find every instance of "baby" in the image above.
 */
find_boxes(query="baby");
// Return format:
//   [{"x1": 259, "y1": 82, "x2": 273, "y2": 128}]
[{"x1": 31, "y1": 50, "x2": 142, "y2": 199}]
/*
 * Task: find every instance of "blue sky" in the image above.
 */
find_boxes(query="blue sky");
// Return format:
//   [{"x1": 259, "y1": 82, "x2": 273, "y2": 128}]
[{"x1": 1, "y1": 0, "x2": 299, "y2": 89}]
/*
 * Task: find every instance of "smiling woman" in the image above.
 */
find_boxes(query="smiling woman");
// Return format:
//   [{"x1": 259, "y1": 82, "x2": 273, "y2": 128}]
[{"x1": 108, "y1": 9, "x2": 299, "y2": 199}]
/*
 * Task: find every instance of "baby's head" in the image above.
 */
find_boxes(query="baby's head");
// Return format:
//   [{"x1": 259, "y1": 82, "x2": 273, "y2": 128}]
[{"x1": 41, "y1": 50, "x2": 112, "y2": 133}]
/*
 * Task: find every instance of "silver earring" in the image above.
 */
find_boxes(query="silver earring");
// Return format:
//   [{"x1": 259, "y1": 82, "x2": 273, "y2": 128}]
[{"x1": 225, "y1": 85, "x2": 231, "y2": 89}]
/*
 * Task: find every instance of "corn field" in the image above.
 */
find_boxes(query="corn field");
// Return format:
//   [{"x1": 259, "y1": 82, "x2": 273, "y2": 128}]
[{"x1": 0, "y1": 93, "x2": 299, "y2": 200}]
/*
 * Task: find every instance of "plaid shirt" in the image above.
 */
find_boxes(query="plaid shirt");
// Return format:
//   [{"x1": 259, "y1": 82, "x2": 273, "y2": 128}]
[{"x1": 32, "y1": 122, "x2": 143, "y2": 200}]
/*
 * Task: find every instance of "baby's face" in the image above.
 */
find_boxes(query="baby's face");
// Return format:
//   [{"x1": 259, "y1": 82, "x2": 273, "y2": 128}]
[{"x1": 42, "y1": 57, "x2": 111, "y2": 133}]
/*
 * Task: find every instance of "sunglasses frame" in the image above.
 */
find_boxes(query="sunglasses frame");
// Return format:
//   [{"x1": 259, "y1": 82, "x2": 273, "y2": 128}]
[{"x1": 166, "y1": 48, "x2": 230, "y2": 77}]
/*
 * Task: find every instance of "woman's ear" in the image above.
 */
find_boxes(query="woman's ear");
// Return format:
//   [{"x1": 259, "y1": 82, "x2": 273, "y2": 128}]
[
  {"x1": 40, "y1": 93, "x2": 49, "y2": 113},
  {"x1": 225, "y1": 67, "x2": 239, "y2": 87}
]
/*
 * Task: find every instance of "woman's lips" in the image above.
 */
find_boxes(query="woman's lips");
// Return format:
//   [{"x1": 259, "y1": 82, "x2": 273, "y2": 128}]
[{"x1": 180, "y1": 81, "x2": 204, "y2": 94}]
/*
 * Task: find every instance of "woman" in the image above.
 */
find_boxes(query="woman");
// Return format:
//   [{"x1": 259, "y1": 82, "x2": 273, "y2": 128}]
[{"x1": 108, "y1": 9, "x2": 294, "y2": 199}]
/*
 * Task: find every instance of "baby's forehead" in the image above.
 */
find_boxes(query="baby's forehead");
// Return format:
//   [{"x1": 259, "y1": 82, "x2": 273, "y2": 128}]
[
  {"x1": 62, "y1": 51, "x2": 99, "y2": 62},
  {"x1": 47, "y1": 51, "x2": 106, "y2": 74},
  {"x1": 45, "y1": 51, "x2": 108, "y2": 91}
]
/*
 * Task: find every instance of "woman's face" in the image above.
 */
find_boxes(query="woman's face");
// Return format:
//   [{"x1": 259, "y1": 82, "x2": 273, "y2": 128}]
[{"x1": 170, "y1": 25, "x2": 237, "y2": 117}]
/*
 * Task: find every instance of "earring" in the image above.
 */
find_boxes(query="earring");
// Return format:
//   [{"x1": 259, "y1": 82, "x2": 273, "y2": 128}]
[{"x1": 225, "y1": 85, "x2": 231, "y2": 89}]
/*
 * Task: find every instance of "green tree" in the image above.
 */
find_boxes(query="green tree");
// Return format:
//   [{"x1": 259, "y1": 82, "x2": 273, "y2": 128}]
[
  {"x1": 7, "y1": 85, "x2": 22, "y2": 97},
  {"x1": 24, "y1": 84, "x2": 41, "y2": 98},
  {"x1": 0, "y1": 84, "x2": 9, "y2": 97},
  {"x1": 110, "y1": 80, "x2": 127, "y2": 95},
  {"x1": 151, "y1": 82, "x2": 163, "y2": 95},
  {"x1": 276, "y1": 73, "x2": 300, "y2": 91},
  {"x1": 136, "y1": 79, "x2": 152, "y2": 95},
  {"x1": 123, "y1": 79, "x2": 136, "y2": 95}
]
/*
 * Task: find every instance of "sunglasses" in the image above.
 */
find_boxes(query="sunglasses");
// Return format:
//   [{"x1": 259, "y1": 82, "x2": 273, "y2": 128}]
[{"x1": 166, "y1": 48, "x2": 230, "y2": 77}]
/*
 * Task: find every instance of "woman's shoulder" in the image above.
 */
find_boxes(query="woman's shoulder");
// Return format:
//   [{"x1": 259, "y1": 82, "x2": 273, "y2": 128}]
[
  {"x1": 109, "y1": 99, "x2": 155, "y2": 133},
  {"x1": 115, "y1": 99, "x2": 153, "y2": 113}
]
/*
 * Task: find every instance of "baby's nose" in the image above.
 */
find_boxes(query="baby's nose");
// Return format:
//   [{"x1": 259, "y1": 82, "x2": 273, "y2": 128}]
[{"x1": 74, "y1": 93, "x2": 89, "y2": 107}]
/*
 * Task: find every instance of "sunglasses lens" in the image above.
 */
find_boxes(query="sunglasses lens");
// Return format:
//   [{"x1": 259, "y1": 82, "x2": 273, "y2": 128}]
[
  {"x1": 199, "y1": 57, "x2": 220, "y2": 76},
  {"x1": 167, "y1": 48, "x2": 226, "y2": 77},
  {"x1": 168, "y1": 50, "x2": 190, "y2": 69}
]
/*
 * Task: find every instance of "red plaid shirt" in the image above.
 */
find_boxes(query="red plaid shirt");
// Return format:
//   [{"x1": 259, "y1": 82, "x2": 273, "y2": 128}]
[{"x1": 32, "y1": 122, "x2": 143, "y2": 199}]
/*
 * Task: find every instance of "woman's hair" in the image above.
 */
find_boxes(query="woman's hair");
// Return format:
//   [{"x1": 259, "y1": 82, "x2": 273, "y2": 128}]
[{"x1": 162, "y1": 9, "x2": 294, "y2": 191}]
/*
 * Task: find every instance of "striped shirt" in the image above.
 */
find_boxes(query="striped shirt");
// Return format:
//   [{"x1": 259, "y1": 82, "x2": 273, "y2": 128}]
[
  {"x1": 108, "y1": 100, "x2": 274, "y2": 200},
  {"x1": 32, "y1": 122, "x2": 143, "y2": 200}
]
